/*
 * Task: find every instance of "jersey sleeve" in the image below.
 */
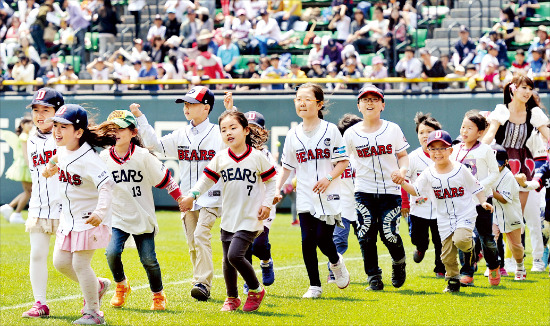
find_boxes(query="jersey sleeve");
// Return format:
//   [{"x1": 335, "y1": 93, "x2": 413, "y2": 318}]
[
  {"x1": 480, "y1": 146, "x2": 500, "y2": 191},
  {"x1": 343, "y1": 129, "x2": 356, "y2": 160},
  {"x1": 331, "y1": 125, "x2": 348, "y2": 164},
  {"x1": 412, "y1": 169, "x2": 430, "y2": 197},
  {"x1": 393, "y1": 124, "x2": 410, "y2": 153},
  {"x1": 406, "y1": 152, "x2": 416, "y2": 180},
  {"x1": 462, "y1": 166, "x2": 484, "y2": 195},
  {"x1": 281, "y1": 130, "x2": 298, "y2": 170},
  {"x1": 87, "y1": 152, "x2": 112, "y2": 189},
  {"x1": 495, "y1": 173, "x2": 514, "y2": 203},
  {"x1": 258, "y1": 151, "x2": 277, "y2": 183},
  {"x1": 136, "y1": 114, "x2": 181, "y2": 158},
  {"x1": 203, "y1": 153, "x2": 220, "y2": 183},
  {"x1": 143, "y1": 151, "x2": 172, "y2": 188}
]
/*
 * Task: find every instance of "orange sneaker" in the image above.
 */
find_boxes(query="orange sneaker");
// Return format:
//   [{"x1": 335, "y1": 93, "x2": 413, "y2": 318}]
[
  {"x1": 459, "y1": 275, "x2": 474, "y2": 287},
  {"x1": 151, "y1": 291, "x2": 167, "y2": 310},
  {"x1": 488, "y1": 268, "x2": 501, "y2": 286},
  {"x1": 110, "y1": 281, "x2": 131, "y2": 308}
]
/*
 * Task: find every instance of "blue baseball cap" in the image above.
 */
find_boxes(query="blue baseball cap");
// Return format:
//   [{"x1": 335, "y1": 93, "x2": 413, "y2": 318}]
[
  {"x1": 27, "y1": 87, "x2": 64, "y2": 110},
  {"x1": 175, "y1": 86, "x2": 215, "y2": 106},
  {"x1": 50, "y1": 104, "x2": 88, "y2": 129},
  {"x1": 245, "y1": 111, "x2": 265, "y2": 129},
  {"x1": 427, "y1": 130, "x2": 453, "y2": 147}
]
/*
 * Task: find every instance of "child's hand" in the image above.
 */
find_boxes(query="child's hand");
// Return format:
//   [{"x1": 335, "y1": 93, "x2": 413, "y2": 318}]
[
  {"x1": 391, "y1": 170, "x2": 405, "y2": 185},
  {"x1": 313, "y1": 178, "x2": 331, "y2": 194},
  {"x1": 282, "y1": 183, "x2": 294, "y2": 194},
  {"x1": 481, "y1": 202, "x2": 494, "y2": 213},
  {"x1": 401, "y1": 207, "x2": 409, "y2": 218},
  {"x1": 129, "y1": 103, "x2": 143, "y2": 117},
  {"x1": 42, "y1": 163, "x2": 58, "y2": 178},
  {"x1": 84, "y1": 213, "x2": 102, "y2": 227},
  {"x1": 515, "y1": 173, "x2": 527, "y2": 187},
  {"x1": 223, "y1": 91, "x2": 234, "y2": 111},
  {"x1": 257, "y1": 206, "x2": 271, "y2": 220},
  {"x1": 273, "y1": 194, "x2": 283, "y2": 205},
  {"x1": 178, "y1": 196, "x2": 194, "y2": 212}
]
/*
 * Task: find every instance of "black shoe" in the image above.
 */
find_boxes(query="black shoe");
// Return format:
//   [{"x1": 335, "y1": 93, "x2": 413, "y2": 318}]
[
  {"x1": 366, "y1": 275, "x2": 384, "y2": 291},
  {"x1": 392, "y1": 262, "x2": 406, "y2": 288},
  {"x1": 191, "y1": 283, "x2": 210, "y2": 301},
  {"x1": 443, "y1": 278, "x2": 461, "y2": 293},
  {"x1": 413, "y1": 249, "x2": 425, "y2": 263}
]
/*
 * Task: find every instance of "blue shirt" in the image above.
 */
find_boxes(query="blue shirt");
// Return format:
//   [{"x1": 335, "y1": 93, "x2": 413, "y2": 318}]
[
  {"x1": 217, "y1": 43, "x2": 240, "y2": 66},
  {"x1": 138, "y1": 67, "x2": 159, "y2": 91},
  {"x1": 454, "y1": 38, "x2": 476, "y2": 61},
  {"x1": 262, "y1": 66, "x2": 288, "y2": 90},
  {"x1": 518, "y1": 0, "x2": 538, "y2": 17},
  {"x1": 528, "y1": 58, "x2": 543, "y2": 73}
]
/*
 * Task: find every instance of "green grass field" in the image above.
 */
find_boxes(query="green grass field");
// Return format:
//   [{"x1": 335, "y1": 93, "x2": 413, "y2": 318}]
[{"x1": 1, "y1": 211, "x2": 549, "y2": 325}]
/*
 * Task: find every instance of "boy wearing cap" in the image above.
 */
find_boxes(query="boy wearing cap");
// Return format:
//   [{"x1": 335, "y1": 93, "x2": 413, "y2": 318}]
[
  {"x1": 452, "y1": 26, "x2": 476, "y2": 68},
  {"x1": 130, "y1": 86, "x2": 223, "y2": 301},
  {"x1": 343, "y1": 85, "x2": 409, "y2": 291},
  {"x1": 217, "y1": 31, "x2": 240, "y2": 77},
  {"x1": 147, "y1": 14, "x2": 166, "y2": 43},
  {"x1": 261, "y1": 54, "x2": 288, "y2": 90},
  {"x1": 397, "y1": 130, "x2": 493, "y2": 293}
]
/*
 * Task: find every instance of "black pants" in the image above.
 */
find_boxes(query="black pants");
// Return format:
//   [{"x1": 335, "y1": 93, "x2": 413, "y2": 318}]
[
  {"x1": 131, "y1": 10, "x2": 141, "y2": 39},
  {"x1": 221, "y1": 229, "x2": 260, "y2": 298},
  {"x1": 299, "y1": 213, "x2": 339, "y2": 287},
  {"x1": 409, "y1": 215, "x2": 446, "y2": 274},
  {"x1": 245, "y1": 226, "x2": 271, "y2": 264}
]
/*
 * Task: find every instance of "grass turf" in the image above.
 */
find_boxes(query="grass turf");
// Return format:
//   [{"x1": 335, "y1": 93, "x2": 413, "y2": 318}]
[{"x1": 1, "y1": 211, "x2": 549, "y2": 325}]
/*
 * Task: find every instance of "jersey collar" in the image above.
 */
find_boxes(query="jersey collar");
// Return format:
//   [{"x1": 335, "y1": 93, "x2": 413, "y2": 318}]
[
  {"x1": 228, "y1": 144, "x2": 252, "y2": 163},
  {"x1": 109, "y1": 143, "x2": 136, "y2": 165},
  {"x1": 190, "y1": 117, "x2": 211, "y2": 135}
]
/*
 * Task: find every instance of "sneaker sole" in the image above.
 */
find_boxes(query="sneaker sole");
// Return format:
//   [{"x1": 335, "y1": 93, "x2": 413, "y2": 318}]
[{"x1": 190, "y1": 287, "x2": 209, "y2": 301}]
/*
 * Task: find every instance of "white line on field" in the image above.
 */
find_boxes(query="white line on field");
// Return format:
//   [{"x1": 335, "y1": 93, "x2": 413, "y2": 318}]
[{"x1": 2, "y1": 250, "x2": 433, "y2": 311}]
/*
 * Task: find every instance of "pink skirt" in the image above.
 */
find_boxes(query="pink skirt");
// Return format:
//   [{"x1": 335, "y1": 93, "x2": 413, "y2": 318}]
[{"x1": 55, "y1": 225, "x2": 111, "y2": 253}]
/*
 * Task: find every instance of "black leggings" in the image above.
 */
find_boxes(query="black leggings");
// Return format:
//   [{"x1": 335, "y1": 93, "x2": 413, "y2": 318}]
[
  {"x1": 245, "y1": 226, "x2": 271, "y2": 263},
  {"x1": 221, "y1": 229, "x2": 260, "y2": 298},
  {"x1": 299, "y1": 213, "x2": 339, "y2": 287}
]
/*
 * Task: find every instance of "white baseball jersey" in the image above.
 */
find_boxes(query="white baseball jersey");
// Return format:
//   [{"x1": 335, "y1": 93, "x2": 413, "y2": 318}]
[
  {"x1": 137, "y1": 115, "x2": 223, "y2": 210},
  {"x1": 451, "y1": 141, "x2": 499, "y2": 200},
  {"x1": 281, "y1": 120, "x2": 348, "y2": 218},
  {"x1": 412, "y1": 161, "x2": 483, "y2": 241},
  {"x1": 340, "y1": 161, "x2": 357, "y2": 222},
  {"x1": 192, "y1": 145, "x2": 277, "y2": 233},
  {"x1": 406, "y1": 147, "x2": 435, "y2": 219},
  {"x1": 492, "y1": 167, "x2": 523, "y2": 233},
  {"x1": 344, "y1": 120, "x2": 409, "y2": 195},
  {"x1": 57, "y1": 143, "x2": 113, "y2": 235},
  {"x1": 100, "y1": 144, "x2": 173, "y2": 235},
  {"x1": 262, "y1": 148, "x2": 278, "y2": 229},
  {"x1": 27, "y1": 131, "x2": 61, "y2": 219}
]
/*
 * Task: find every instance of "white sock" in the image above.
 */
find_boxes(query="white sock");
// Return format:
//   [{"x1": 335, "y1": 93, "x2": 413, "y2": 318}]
[
  {"x1": 29, "y1": 232, "x2": 52, "y2": 304},
  {"x1": 517, "y1": 260, "x2": 525, "y2": 270}
]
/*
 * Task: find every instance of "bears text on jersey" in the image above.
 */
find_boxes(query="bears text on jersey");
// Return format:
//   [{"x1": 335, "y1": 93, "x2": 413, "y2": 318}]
[
  {"x1": 295, "y1": 148, "x2": 330, "y2": 163},
  {"x1": 356, "y1": 144, "x2": 393, "y2": 158},
  {"x1": 434, "y1": 187, "x2": 465, "y2": 199},
  {"x1": 111, "y1": 169, "x2": 144, "y2": 183},
  {"x1": 177, "y1": 148, "x2": 216, "y2": 161},
  {"x1": 32, "y1": 149, "x2": 56, "y2": 167},
  {"x1": 58, "y1": 169, "x2": 82, "y2": 186}
]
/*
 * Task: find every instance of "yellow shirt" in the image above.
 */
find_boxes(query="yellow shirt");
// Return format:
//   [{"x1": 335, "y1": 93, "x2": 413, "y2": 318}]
[{"x1": 283, "y1": 0, "x2": 302, "y2": 16}]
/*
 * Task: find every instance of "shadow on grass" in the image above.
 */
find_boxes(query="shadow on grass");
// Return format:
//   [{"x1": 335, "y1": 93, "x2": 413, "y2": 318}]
[
  {"x1": 121, "y1": 307, "x2": 182, "y2": 314},
  {"x1": 266, "y1": 293, "x2": 373, "y2": 302},
  {"x1": 236, "y1": 310, "x2": 305, "y2": 317},
  {"x1": 44, "y1": 315, "x2": 80, "y2": 322},
  {"x1": 394, "y1": 289, "x2": 441, "y2": 296}
]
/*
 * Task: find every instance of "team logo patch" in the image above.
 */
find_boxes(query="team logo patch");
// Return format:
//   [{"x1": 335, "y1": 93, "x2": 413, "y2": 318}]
[
  {"x1": 57, "y1": 105, "x2": 67, "y2": 115},
  {"x1": 324, "y1": 138, "x2": 331, "y2": 146},
  {"x1": 208, "y1": 190, "x2": 221, "y2": 197},
  {"x1": 333, "y1": 146, "x2": 346, "y2": 154},
  {"x1": 35, "y1": 90, "x2": 47, "y2": 100},
  {"x1": 327, "y1": 194, "x2": 340, "y2": 201}
]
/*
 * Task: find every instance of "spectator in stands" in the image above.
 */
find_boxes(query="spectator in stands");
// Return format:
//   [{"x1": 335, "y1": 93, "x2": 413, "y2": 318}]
[
  {"x1": 307, "y1": 37, "x2": 323, "y2": 68},
  {"x1": 480, "y1": 42, "x2": 500, "y2": 78},
  {"x1": 227, "y1": 9, "x2": 251, "y2": 53},
  {"x1": 472, "y1": 36, "x2": 489, "y2": 66},
  {"x1": 36, "y1": 53, "x2": 51, "y2": 78},
  {"x1": 196, "y1": 29, "x2": 218, "y2": 54},
  {"x1": 164, "y1": 8, "x2": 182, "y2": 41},
  {"x1": 47, "y1": 55, "x2": 64, "y2": 78},
  {"x1": 440, "y1": 53, "x2": 454, "y2": 75},
  {"x1": 12, "y1": 54, "x2": 34, "y2": 92},
  {"x1": 336, "y1": 58, "x2": 363, "y2": 91},
  {"x1": 329, "y1": 7, "x2": 351, "y2": 43},
  {"x1": 511, "y1": 48, "x2": 530, "y2": 73},
  {"x1": 273, "y1": 0, "x2": 301, "y2": 32},
  {"x1": 54, "y1": 18, "x2": 75, "y2": 56},
  {"x1": 498, "y1": 65, "x2": 513, "y2": 87},
  {"x1": 197, "y1": 6, "x2": 214, "y2": 32},
  {"x1": 217, "y1": 30, "x2": 239, "y2": 77},
  {"x1": 230, "y1": 0, "x2": 248, "y2": 16},
  {"x1": 87, "y1": 57, "x2": 113, "y2": 91},
  {"x1": 465, "y1": 63, "x2": 481, "y2": 90},
  {"x1": 236, "y1": 58, "x2": 261, "y2": 91},
  {"x1": 147, "y1": 14, "x2": 166, "y2": 43},
  {"x1": 322, "y1": 39, "x2": 344, "y2": 70},
  {"x1": 516, "y1": 0, "x2": 540, "y2": 25},
  {"x1": 446, "y1": 65, "x2": 466, "y2": 89},
  {"x1": 128, "y1": 0, "x2": 146, "y2": 39},
  {"x1": 148, "y1": 35, "x2": 167, "y2": 63},
  {"x1": 395, "y1": 46, "x2": 422, "y2": 91},
  {"x1": 47, "y1": 64, "x2": 79, "y2": 92},
  {"x1": 357, "y1": 6, "x2": 389, "y2": 52},
  {"x1": 198, "y1": 0, "x2": 216, "y2": 17},
  {"x1": 307, "y1": 60, "x2": 326, "y2": 78},
  {"x1": 163, "y1": 54, "x2": 186, "y2": 89},
  {"x1": 164, "y1": 0, "x2": 195, "y2": 19},
  {"x1": 94, "y1": 0, "x2": 121, "y2": 56},
  {"x1": 341, "y1": 44, "x2": 363, "y2": 71},
  {"x1": 286, "y1": 63, "x2": 306, "y2": 89},
  {"x1": 529, "y1": 47, "x2": 547, "y2": 89},
  {"x1": 246, "y1": 0, "x2": 266, "y2": 22},
  {"x1": 0, "y1": 61, "x2": 14, "y2": 92},
  {"x1": 130, "y1": 38, "x2": 148, "y2": 62},
  {"x1": 129, "y1": 60, "x2": 141, "y2": 89},
  {"x1": 19, "y1": 0, "x2": 39, "y2": 25},
  {"x1": 188, "y1": 64, "x2": 210, "y2": 85},
  {"x1": 138, "y1": 57, "x2": 159, "y2": 91},
  {"x1": 492, "y1": 6, "x2": 519, "y2": 47},
  {"x1": 488, "y1": 31, "x2": 509, "y2": 67},
  {"x1": 258, "y1": 56, "x2": 270, "y2": 74},
  {"x1": 4, "y1": 13, "x2": 25, "y2": 59},
  {"x1": 261, "y1": 54, "x2": 287, "y2": 90},
  {"x1": 195, "y1": 43, "x2": 225, "y2": 81},
  {"x1": 347, "y1": 8, "x2": 368, "y2": 53},
  {"x1": 108, "y1": 51, "x2": 132, "y2": 91},
  {"x1": 326, "y1": 66, "x2": 339, "y2": 91},
  {"x1": 388, "y1": 7, "x2": 407, "y2": 44},
  {"x1": 331, "y1": 0, "x2": 354, "y2": 17},
  {"x1": 253, "y1": 9, "x2": 281, "y2": 56},
  {"x1": 180, "y1": 8, "x2": 199, "y2": 48},
  {"x1": 452, "y1": 25, "x2": 476, "y2": 68},
  {"x1": 401, "y1": 1, "x2": 417, "y2": 29},
  {"x1": 63, "y1": 0, "x2": 90, "y2": 62},
  {"x1": 30, "y1": 0, "x2": 53, "y2": 55},
  {"x1": 481, "y1": 62, "x2": 500, "y2": 90},
  {"x1": 419, "y1": 48, "x2": 447, "y2": 90},
  {"x1": 527, "y1": 25, "x2": 548, "y2": 61},
  {"x1": 18, "y1": 34, "x2": 40, "y2": 64},
  {"x1": 364, "y1": 55, "x2": 390, "y2": 90}
]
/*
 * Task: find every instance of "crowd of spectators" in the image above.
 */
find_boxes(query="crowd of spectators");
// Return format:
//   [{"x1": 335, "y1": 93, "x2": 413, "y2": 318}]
[{"x1": 0, "y1": 0, "x2": 549, "y2": 92}]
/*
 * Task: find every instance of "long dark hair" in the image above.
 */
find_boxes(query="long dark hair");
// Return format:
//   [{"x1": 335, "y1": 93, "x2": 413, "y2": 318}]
[
  {"x1": 296, "y1": 83, "x2": 327, "y2": 119},
  {"x1": 16, "y1": 115, "x2": 33, "y2": 136},
  {"x1": 502, "y1": 6, "x2": 515, "y2": 22},
  {"x1": 414, "y1": 112, "x2": 442, "y2": 133},
  {"x1": 504, "y1": 74, "x2": 541, "y2": 111},
  {"x1": 337, "y1": 113, "x2": 362, "y2": 135},
  {"x1": 464, "y1": 110, "x2": 488, "y2": 131},
  {"x1": 92, "y1": 121, "x2": 145, "y2": 148},
  {"x1": 218, "y1": 110, "x2": 253, "y2": 147}
]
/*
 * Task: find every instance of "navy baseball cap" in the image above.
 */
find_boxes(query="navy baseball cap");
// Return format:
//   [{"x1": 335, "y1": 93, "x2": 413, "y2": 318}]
[
  {"x1": 427, "y1": 130, "x2": 453, "y2": 147},
  {"x1": 492, "y1": 144, "x2": 508, "y2": 165},
  {"x1": 358, "y1": 84, "x2": 384, "y2": 102},
  {"x1": 245, "y1": 111, "x2": 265, "y2": 129},
  {"x1": 175, "y1": 86, "x2": 215, "y2": 106},
  {"x1": 49, "y1": 104, "x2": 88, "y2": 129},
  {"x1": 27, "y1": 87, "x2": 64, "y2": 110}
]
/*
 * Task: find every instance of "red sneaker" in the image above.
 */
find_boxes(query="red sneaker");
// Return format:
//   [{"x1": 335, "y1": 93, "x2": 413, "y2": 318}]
[
  {"x1": 220, "y1": 297, "x2": 241, "y2": 311},
  {"x1": 291, "y1": 220, "x2": 300, "y2": 226},
  {"x1": 242, "y1": 287, "x2": 265, "y2": 312}
]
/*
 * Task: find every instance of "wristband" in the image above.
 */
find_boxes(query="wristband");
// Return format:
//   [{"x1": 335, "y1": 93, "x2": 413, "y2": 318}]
[
  {"x1": 326, "y1": 174, "x2": 333, "y2": 182},
  {"x1": 190, "y1": 191, "x2": 200, "y2": 200},
  {"x1": 48, "y1": 158, "x2": 57, "y2": 166}
]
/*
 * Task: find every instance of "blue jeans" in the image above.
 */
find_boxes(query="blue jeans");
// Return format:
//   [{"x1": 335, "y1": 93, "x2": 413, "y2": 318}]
[
  {"x1": 245, "y1": 226, "x2": 271, "y2": 262},
  {"x1": 355, "y1": 192, "x2": 406, "y2": 276},
  {"x1": 333, "y1": 217, "x2": 358, "y2": 255},
  {"x1": 273, "y1": 12, "x2": 300, "y2": 31},
  {"x1": 252, "y1": 36, "x2": 278, "y2": 56},
  {"x1": 105, "y1": 228, "x2": 163, "y2": 292},
  {"x1": 30, "y1": 25, "x2": 47, "y2": 55}
]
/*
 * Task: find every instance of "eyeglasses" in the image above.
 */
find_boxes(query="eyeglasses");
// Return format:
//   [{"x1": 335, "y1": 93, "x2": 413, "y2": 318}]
[
  {"x1": 294, "y1": 98, "x2": 320, "y2": 104},
  {"x1": 428, "y1": 147, "x2": 450, "y2": 152},
  {"x1": 359, "y1": 98, "x2": 381, "y2": 103}
]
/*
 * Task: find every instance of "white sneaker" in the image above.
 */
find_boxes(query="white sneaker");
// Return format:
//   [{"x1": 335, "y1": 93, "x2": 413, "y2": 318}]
[
  {"x1": 302, "y1": 286, "x2": 322, "y2": 298},
  {"x1": 329, "y1": 253, "x2": 350, "y2": 289},
  {"x1": 483, "y1": 268, "x2": 490, "y2": 277},
  {"x1": 504, "y1": 258, "x2": 516, "y2": 274},
  {"x1": 0, "y1": 204, "x2": 14, "y2": 221},
  {"x1": 515, "y1": 268, "x2": 527, "y2": 280},
  {"x1": 531, "y1": 259, "x2": 546, "y2": 272},
  {"x1": 9, "y1": 212, "x2": 25, "y2": 224}
]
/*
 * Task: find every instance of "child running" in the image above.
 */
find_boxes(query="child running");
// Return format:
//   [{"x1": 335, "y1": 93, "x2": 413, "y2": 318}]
[
  {"x1": 131, "y1": 86, "x2": 223, "y2": 301},
  {"x1": 343, "y1": 85, "x2": 409, "y2": 291},
  {"x1": 180, "y1": 110, "x2": 277, "y2": 312},
  {"x1": 19, "y1": 88, "x2": 64, "y2": 318},
  {"x1": 451, "y1": 110, "x2": 501, "y2": 286},
  {"x1": 43, "y1": 104, "x2": 115, "y2": 324},
  {"x1": 405, "y1": 112, "x2": 446, "y2": 278},
  {"x1": 490, "y1": 145, "x2": 526, "y2": 280},
  {"x1": 397, "y1": 130, "x2": 493, "y2": 293},
  {"x1": 274, "y1": 83, "x2": 351, "y2": 298},
  {"x1": 99, "y1": 108, "x2": 186, "y2": 310}
]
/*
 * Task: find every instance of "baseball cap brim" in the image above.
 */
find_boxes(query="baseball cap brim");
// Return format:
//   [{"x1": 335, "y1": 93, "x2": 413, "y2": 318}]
[
  {"x1": 49, "y1": 116, "x2": 74, "y2": 125},
  {"x1": 358, "y1": 90, "x2": 384, "y2": 100},
  {"x1": 110, "y1": 118, "x2": 133, "y2": 128},
  {"x1": 427, "y1": 138, "x2": 452, "y2": 147},
  {"x1": 26, "y1": 101, "x2": 55, "y2": 109},
  {"x1": 175, "y1": 96, "x2": 200, "y2": 104}
]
